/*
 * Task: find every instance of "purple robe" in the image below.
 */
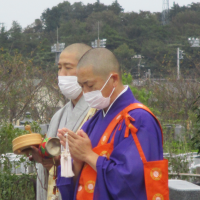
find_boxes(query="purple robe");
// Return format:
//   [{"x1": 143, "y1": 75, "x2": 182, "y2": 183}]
[{"x1": 57, "y1": 87, "x2": 163, "y2": 200}]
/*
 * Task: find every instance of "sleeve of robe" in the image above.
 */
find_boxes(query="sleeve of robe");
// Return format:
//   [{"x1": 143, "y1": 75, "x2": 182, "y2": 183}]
[{"x1": 94, "y1": 109, "x2": 163, "y2": 200}]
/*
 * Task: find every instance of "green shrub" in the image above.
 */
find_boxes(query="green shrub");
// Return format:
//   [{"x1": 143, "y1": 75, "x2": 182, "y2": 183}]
[
  {"x1": 0, "y1": 121, "x2": 42, "y2": 154},
  {"x1": 0, "y1": 124, "x2": 27, "y2": 154},
  {"x1": 0, "y1": 122, "x2": 41, "y2": 199},
  {"x1": 122, "y1": 72, "x2": 159, "y2": 115},
  {"x1": 0, "y1": 173, "x2": 36, "y2": 200}
]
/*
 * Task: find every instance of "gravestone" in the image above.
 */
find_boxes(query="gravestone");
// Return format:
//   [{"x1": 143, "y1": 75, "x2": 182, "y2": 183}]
[
  {"x1": 174, "y1": 124, "x2": 185, "y2": 140},
  {"x1": 196, "y1": 166, "x2": 200, "y2": 174},
  {"x1": 169, "y1": 179, "x2": 200, "y2": 200}
]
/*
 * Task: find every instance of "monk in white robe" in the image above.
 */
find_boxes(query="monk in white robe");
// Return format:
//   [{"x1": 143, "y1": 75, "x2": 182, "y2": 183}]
[{"x1": 29, "y1": 43, "x2": 92, "y2": 200}]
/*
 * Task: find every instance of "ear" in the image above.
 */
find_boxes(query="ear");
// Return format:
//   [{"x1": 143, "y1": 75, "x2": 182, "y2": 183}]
[{"x1": 111, "y1": 73, "x2": 120, "y2": 87}]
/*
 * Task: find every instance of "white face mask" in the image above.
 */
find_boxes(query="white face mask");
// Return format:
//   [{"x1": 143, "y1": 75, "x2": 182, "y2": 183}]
[
  {"x1": 58, "y1": 76, "x2": 82, "y2": 100},
  {"x1": 83, "y1": 74, "x2": 115, "y2": 109}
]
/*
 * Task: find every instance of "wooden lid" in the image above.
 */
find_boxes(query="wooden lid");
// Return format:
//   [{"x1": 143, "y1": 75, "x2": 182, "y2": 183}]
[{"x1": 12, "y1": 125, "x2": 43, "y2": 155}]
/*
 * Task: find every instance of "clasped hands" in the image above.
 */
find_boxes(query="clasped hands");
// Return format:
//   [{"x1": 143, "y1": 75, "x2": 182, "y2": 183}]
[
  {"x1": 57, "y1": 128, "x2": 99, "y2": 171},
  {"x1": 28, "y1": 128, "x2": 98, "y2": 171},
  {"x1": 57, "y1": 128, "x2": 92, "y2": 162}
]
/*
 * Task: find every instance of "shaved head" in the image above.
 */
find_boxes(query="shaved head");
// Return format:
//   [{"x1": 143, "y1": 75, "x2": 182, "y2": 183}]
[
  {"x1": 58, "y1": 43, "x2": 92, "y2": 77},
  {"x1": 62, "y1": 43, "x2": 92, "y2": 61},
  {"x1": 77, "y1": 48, "x2": 121, "y2": 80}
]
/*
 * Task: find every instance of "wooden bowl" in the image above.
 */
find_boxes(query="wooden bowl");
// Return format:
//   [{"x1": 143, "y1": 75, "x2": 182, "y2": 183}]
[{"x1": 12, "y1": 125, "x2": 43, "y2": 155}]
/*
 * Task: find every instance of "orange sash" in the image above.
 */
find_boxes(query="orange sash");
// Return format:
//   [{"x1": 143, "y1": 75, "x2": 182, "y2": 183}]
[{"x1": 76, "y1": 103, "x2": 169, "y2": 200}]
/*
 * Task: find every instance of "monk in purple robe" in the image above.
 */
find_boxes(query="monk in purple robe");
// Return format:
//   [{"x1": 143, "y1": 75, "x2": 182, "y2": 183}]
[{"x1": 57, "y1": 48, "x2": 163, "y2": 200}]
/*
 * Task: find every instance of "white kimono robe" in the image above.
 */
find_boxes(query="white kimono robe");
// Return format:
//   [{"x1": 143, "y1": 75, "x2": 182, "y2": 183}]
[{"x1": 36, "y1": 96, "x2": 90, "y2": 200}]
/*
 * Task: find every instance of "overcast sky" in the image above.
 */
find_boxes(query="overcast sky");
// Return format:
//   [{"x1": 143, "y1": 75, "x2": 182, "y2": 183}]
[{"x1": 0, "y1": 0, "x2": 197, "y2": 30}]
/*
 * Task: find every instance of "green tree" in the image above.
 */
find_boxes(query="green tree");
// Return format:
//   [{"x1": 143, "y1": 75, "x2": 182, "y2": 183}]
[
  {"x1": 41, "y1": 7, "x2": 62, "y2": 31},
  {"x1": 108, "y1": 0, "x2": 124, "y2": 15},
  {"x1": 0, "y1": 26, "x2": 9, "y2": 49},
  {"x1": 0, "y1": 50, "x2": 62, "y2": 123},
  {"x1": 114, "y1": 43, "x2": 136, "y2": 73},
  {"x1": 8, "y1": 21, "x2": 23, "y2": 50}
]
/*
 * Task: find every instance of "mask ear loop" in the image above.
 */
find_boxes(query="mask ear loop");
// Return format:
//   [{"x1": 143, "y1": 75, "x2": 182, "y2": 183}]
[
  {"x1": 109, "y1": 87, "x2": 115, "y2": 97},
  {"x1": 100, "y1": 74, "x2": 113, "y2": 92}
]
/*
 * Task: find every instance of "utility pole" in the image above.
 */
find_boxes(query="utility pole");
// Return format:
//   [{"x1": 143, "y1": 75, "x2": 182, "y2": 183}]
[
  {"x1": 51, "y1": 27, "x2": 65, "y2": 64},
  {"x1": 177, "y1": 48, "x2": 180, "y2": 80},
  {"x1": 98, "y1": 21, "x2": 99, "y2": 39},
  {"x1": 91, "y1": 21, "x2": 107, "y2": 48},
  {"x1": 132, "y1": 55, "x2": 145, "y2": 85},
  {"x1": 138, "y1": 57, "x2": 142, "y2": 80},
  {"x1": 57, "y1": 27, "x2": 58, "y2": 43},
  {"x1": 97, "y1": 21, "x2": 100, "y2": 47},
  {"x1": 177, "y1": 48, "x2": 184, "y2": 80}
]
